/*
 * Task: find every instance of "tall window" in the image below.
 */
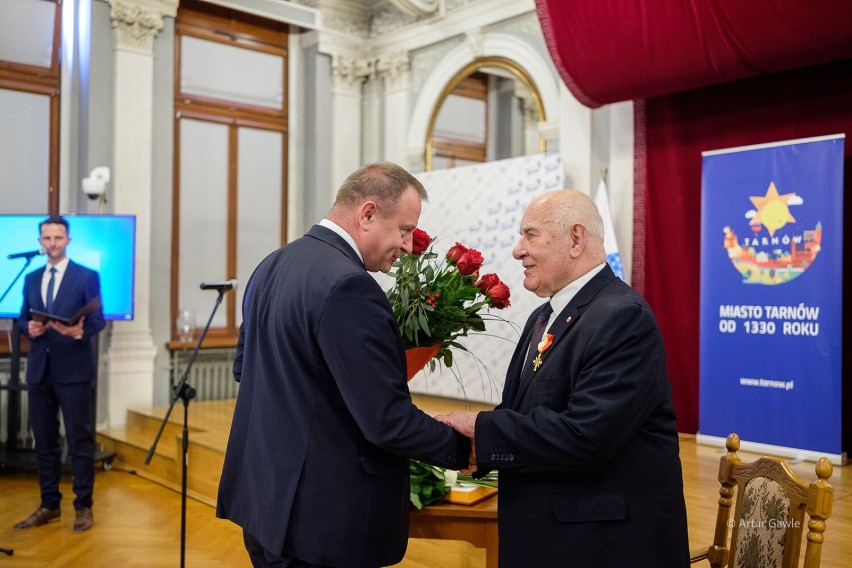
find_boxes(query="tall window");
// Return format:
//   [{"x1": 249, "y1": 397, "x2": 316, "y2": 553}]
[
  {"x1": 172, "y1": 0, "x2": 288, "y2": 346},
  {"x1": 0, "y1": 0, "x2": 61, "y2": 213}
]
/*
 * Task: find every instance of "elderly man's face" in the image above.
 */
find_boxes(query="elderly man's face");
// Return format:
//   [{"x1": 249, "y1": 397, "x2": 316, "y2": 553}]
[{"x1": 512, "y1": 202, "x2": 574, "y2": 298}]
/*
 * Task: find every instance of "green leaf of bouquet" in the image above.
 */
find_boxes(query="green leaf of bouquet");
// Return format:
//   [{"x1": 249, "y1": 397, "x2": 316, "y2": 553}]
[
  {"x1": 443, "y1": 350, "x2": 453, "y2": 367},
  {"x1": 418, "y1": 313, "x2": 431, "y2": 335}
]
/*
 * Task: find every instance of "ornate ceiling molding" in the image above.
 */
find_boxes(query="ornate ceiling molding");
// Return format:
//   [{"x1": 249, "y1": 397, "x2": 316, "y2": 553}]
[
  {"x1": 464, "y1": 28, "x2": 485, "y2": 59},
  {"x1": 388, "y1": 0, "x2": 440, "y2": 17}
]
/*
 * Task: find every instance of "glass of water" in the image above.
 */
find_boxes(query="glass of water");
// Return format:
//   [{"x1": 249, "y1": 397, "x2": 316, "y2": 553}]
[{"x1": 176, "y1": 309, "x2": 196, "y2": 344}]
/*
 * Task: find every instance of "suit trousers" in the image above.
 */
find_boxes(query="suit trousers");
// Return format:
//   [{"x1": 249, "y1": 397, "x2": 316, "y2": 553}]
[
  {"x1": 243, "y1": 530, "x2": 332, "y2": 568},
  {"x1": 28, "y1": 375, "x2": 95, "y2": 511}
]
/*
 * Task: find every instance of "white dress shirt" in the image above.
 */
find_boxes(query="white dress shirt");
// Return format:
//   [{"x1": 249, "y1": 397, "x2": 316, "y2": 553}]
[{"x1": 41, "y1": 256, "x2": 70, "y2": 308}]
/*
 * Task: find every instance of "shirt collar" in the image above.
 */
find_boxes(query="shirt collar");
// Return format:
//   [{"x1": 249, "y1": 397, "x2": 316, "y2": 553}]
[
  {"x1": 546, "y1": 262, "x2": 607, "y2": 328},
  {"x1": 47, "y1": 256, "x2": 70, "y2": 275},
  {"x1": 318, "y1": 219, "x2": 364, "y2": 264}
]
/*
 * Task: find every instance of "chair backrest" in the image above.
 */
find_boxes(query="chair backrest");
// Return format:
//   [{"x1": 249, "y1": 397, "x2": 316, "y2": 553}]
[{"x1": 701, "y1": 433, "x2": 834, "y2": 568}]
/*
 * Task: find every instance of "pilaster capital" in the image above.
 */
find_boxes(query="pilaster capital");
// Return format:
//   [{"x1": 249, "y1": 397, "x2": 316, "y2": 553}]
[
  {"x1": 331, "y1": 55, "x2": 375, "y2": 93},
  {"x1": 108, "y1": 0, "x2": 178, "y2": 54},
  {"x1": 514, "y1": 81, "x2": 539, "y2": 121},
  {"x1": 376, "y1": 50, "x2": 411, "y2": 81}
]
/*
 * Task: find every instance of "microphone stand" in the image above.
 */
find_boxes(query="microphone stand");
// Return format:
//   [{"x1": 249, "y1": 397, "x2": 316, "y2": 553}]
[
  {"x1": 0, "y1": 255, "x2": 36, "y2": 308},
  {"x1": 1, "y1": 255, "x2": 36, "y2": 465},
  {"x1": 0, "y1": 256, "x2": 37, "y2": 558},
  {"x1": 144, "y1": 288, "x2": 227, "y2": 568}
]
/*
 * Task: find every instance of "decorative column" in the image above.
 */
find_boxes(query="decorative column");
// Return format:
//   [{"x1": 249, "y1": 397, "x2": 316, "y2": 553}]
[
  {"x1": 104, "y1": 0, "x2": 177, "y2": 427},
  {"x1": 377, "y1": 50, "x2": 411, "y2": 167},
  {"x1": 361, "y1": 63, "x2": 383, "y2": 164},
  {"x1": 514, "y1": 83, "x2": 542, "y2": 156},
  {"x1": 330, "y1": 54, "x2": 372, "y2": 190}
]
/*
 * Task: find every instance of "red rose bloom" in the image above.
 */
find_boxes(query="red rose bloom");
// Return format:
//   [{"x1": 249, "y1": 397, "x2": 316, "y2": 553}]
[
  {"x1": 487, "y1": 281, "x2": 511, "y2": 309},
  {"x1": 411, "y1": 228, "x2": 432, "y2": 255},
  {"x1": 456, "y1": 248, "x2": 484, "y2": 276},
  {"x1": 446, "y1": 242, "x2": 468, "y2": 264},
  {"x1": 476, "y1": 273, "x2": 500, "y2": 294}
]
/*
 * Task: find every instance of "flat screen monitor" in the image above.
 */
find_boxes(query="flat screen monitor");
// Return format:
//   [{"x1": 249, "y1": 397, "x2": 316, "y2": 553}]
[{"x1": 0, "y1": 214, "x2": 136, "y2": 320}]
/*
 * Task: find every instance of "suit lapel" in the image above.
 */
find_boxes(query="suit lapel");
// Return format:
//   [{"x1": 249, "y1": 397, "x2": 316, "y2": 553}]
[
  {"x1": 512, "y1": 303, "x2": 580, "y2": 406},
  {"x1": 32, "y1": 267, "x2": 48, "y2": 310},
  {"x1": 511, "y1": 265, "x2": 617, "y2": 407},
  {"x1": 502, "y1": 313, "x2": 538, "y2": 406}
]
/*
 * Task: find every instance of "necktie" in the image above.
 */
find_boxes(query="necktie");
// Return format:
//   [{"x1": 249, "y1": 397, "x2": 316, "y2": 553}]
[
  {"x1": 46, "y1": 267, "x2": 57, "y2": 313},
  {"x1": 523, "y1": 302, "x2": 553, "y2": 372}
]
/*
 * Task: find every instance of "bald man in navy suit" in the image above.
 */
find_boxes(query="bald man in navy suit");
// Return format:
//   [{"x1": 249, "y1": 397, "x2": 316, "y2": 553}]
[{"x1": 439, "y1": 190, "x2": 689, "y2": 567}]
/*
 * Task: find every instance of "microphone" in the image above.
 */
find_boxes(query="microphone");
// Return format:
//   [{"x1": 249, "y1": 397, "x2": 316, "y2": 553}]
[
  {"x1": 8, "y1": 249, "x2": 45, "y2": 260},
  {"x1": 199, "y1": 279, "x2": 238, "y2": 291}
]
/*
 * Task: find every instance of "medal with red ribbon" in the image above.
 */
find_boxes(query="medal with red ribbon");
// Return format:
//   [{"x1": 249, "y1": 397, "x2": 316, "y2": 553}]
[{"x1": 532, "y1": 333, "x2": 554, "y2": 371}]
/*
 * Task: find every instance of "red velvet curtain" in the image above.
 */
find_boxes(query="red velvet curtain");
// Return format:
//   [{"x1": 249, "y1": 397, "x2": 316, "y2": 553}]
[
  {"x1": 535, "y1": 0, "x2": 852, "y2": 107},
  {"x1": 535, "y1": 0, "x2": 852, "y2": 433},
  {"x1": 636, "y1": 59, "x2": 852, "y2": 433}
]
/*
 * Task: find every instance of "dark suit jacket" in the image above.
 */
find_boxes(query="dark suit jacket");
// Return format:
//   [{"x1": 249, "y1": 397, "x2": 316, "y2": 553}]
[
  {"x1": 475, "y1": 264, "x2": 689, "y2": 567},
  {"x1": 216, "y1": 225, "x2": 469, "y2": 567},
  {"x1": 18, "y1": 260, "x2": 106, "y2": 384}
]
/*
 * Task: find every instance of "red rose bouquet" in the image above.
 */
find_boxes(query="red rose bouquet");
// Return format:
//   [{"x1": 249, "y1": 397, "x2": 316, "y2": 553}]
[{"x1": 387, "y1": 228, "x2": 511, "y2": 372}]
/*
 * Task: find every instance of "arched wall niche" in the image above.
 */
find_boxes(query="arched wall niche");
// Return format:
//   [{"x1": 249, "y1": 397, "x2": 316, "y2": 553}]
[
  {"x1": 406, "y1": 32, "x2": 561, "y2": 172},
  {"x1": 424, "y1": 56, "x2": 546, "y2": 171}
]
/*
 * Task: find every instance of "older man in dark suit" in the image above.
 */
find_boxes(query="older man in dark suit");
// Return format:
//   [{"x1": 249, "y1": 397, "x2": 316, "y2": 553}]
[
  {"x1": 14, "y1": 215, "x2": 106, "y2": 533},
  {"x1": 216, "y1": 163, "x2": 469, "y2": 568},
  {"x1": 440, "y1": 190, "x2": 689, "y2": 567}
]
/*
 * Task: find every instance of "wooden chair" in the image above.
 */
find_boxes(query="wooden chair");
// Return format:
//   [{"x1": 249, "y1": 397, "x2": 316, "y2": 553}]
[{"x1": 690, "y1": 433, "x2": 834, "y2": 568}]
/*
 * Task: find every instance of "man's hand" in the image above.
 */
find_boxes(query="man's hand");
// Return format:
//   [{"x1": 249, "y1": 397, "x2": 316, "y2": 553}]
[
  {"x1": 442, "y1": 410, "x2": 479, "y2": 439},
  {"x1": 435, "y1": 411, "x2": 480, "y2": 474},
  {"x1": 27, "y1": 320, "x2": 47, "y2": 339},
  {"x1": 462, "y1": 440, "x2": 478, "y2": 475},
  {"x1": 47, "y1": 316, "x2": 85, "y2": 338}
]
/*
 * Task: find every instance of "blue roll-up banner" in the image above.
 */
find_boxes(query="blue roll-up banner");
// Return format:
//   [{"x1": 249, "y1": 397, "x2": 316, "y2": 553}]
[{"x1": 699, "y1": 134, "x2": 845, "y2": 462}]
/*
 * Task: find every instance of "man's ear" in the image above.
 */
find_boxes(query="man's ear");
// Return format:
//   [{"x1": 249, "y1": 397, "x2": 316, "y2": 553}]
[
  {"x1": 358, "y1": 201, "x2": 378, "y2": 229},
  {"x1": 569, "y1": 223, "x2": 587, "y2": 258}
]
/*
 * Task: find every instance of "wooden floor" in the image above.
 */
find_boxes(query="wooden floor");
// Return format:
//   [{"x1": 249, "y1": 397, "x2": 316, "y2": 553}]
[{"x1": 0, "y1": 397, "x2": 848, "y2": 567}]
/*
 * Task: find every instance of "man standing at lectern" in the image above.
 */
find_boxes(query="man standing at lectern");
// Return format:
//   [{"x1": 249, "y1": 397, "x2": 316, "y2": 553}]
[
  {"x1": 14, "y1": 215, "x2": 106, "y2": 533},
  {"x1": 217, "y1": 163, "x2": 470, "y2": 568}
]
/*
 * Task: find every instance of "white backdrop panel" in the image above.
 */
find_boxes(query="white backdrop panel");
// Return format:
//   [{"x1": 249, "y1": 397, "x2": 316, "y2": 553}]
[{"x1": 402, "y1": 153, "x2": 563, "y2": 404}]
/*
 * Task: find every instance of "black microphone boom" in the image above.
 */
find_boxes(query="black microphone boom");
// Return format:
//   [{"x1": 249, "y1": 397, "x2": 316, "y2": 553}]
[
  {"x1": 199, "y1": 279, "x2": 238, "y2": 291},
  {"x1": 8, "y1": 249, "x2": 45, "y2": 260}
]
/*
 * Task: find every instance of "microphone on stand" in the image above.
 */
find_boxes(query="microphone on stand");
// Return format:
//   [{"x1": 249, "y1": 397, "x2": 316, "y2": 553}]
[
  {"x1": 199, "y1": 279, "x2": 238, "y2": 292},
  {"x1": 7, "y1": 248, "x2": 45, "y2": 260}
]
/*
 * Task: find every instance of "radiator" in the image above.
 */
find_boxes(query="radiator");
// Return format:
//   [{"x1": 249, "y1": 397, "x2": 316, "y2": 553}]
[
  {"x1": 0, "y1": 361, "x2": 33, "y2": 449},
  {"x1": 170, "y1": 348, "x2": 239, "y2": 401}
]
